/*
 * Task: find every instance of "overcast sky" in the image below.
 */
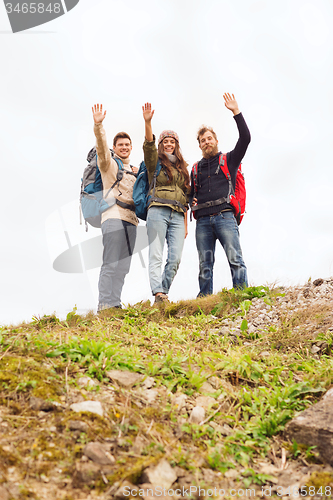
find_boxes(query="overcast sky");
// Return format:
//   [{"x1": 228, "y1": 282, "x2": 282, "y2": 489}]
[{"x1": 1, "y1": 0, "x2": 333, "y2": 326}]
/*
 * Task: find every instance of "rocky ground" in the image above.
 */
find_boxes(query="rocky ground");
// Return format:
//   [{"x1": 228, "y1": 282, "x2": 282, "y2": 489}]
[{"x1": 1, "y1": 279, "x2": 333, "y2": 499}]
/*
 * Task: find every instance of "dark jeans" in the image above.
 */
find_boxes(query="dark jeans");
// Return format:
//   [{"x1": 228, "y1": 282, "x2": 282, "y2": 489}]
[
  {"x1": 98, "y1": 218, "x2": 137, "y2": 310},
  {"x1": 195, "y1": 211, "x2": 247, "y2": 296}
]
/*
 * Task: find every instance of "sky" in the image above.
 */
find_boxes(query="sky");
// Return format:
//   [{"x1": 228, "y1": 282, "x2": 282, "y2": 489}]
[{"x1": 1, "y1": 0, "x2": 333, "y2": 326}]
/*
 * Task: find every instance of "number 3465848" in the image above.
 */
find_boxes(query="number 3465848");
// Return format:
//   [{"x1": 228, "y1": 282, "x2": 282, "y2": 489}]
[{"x1": 5, "y1": 3, "x2": 62, "y2": 14}]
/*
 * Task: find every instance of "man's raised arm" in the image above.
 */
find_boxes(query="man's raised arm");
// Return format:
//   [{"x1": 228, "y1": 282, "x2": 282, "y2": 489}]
[{"x1": 92, "y1": 103, "x2": 112, "y2": 173}]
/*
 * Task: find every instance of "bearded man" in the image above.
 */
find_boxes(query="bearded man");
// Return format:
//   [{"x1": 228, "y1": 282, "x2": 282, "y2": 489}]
[{"x1": 190, "y1": 93, "x2": 251, "y2": 296}]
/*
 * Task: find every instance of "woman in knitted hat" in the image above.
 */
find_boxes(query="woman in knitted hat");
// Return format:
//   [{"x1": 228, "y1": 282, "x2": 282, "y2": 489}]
[{"x1": 142, "y1": 102, "x2": 190, "y2": 304}]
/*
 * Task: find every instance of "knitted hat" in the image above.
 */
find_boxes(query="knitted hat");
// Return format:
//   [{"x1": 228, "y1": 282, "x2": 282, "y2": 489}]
[{"x1": 158, "y1": 130, "x2": 179, "y2": 144}]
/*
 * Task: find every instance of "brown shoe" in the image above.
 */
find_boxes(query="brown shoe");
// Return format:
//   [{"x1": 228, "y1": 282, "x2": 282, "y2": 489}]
[{"x1": 154, "y1": 293, "x2": 169, "y2": 304}]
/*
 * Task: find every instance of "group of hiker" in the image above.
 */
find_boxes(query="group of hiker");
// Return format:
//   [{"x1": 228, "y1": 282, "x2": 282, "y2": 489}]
[{"x1": 86, "y1": 94, "x2": 251, "y2": 311}]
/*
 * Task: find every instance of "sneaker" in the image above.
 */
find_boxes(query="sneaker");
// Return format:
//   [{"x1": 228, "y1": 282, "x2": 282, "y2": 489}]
[{"x1": 154, "y1": 293, "x2": 169, "y2": 304}]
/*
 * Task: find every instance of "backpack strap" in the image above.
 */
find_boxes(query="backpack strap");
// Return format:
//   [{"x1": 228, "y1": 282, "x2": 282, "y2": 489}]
[
  {"x1": 102, "y1": 156, "x2": 135, "y2": 212},
  {"x1": 192, "y1": 162, "x2": 199, "y2": 194},
  {"x1": 191, "y1": 154, "x2": 232, "y2": 214}
]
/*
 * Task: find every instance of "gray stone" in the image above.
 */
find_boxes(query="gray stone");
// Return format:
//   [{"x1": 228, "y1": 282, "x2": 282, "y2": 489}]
[
  {"x1": 83, "y1": 442, "x2": 115, "y2": 465},
  {"x1": 72, "y1": 461, "x2": 101, "y2": 487},
  {"x1": 106, "y1": 370, "x2": 143, "y2": 388},
  {"x1": 225, "y1": 469, "x2": 238, "y2": 479},
  {"x1": 141, "y1": 388, "x2": 159, "y2": 404},
  {"x1": 132, "y1": 434, "x2": 146, "y2": 455},
  {"x1": 70, "y1": 400, "x2": 104, "y2": 417},
  {"x1": 195, "y1": 395, "x2": 217, "y2": 409},
  {"x1": 0, "y1": 485, "x2": 9, "y2": 500},
  {"x1": 323, "y1": 388, "x2": 333, "y2": 400},
  {"x1": 77, "y1": 376, "x2": 97, "y2": 388},
  {"x1": 68, "y1": 420, "x2": 89, "y2": 432},
  {"x1": 189, "y1": 406, "x2": 206, "y2": 424},
  {"x1": 142, "y1": 377, "x2": 155, "y2": 389},
  {"x1": 259, "y1": 351, "x2": 271, "y2": 358},
  {"x1": 115, "y1": 481, "x2": 138, "y2": 499},
  {"x1": 199, "y1": 381, "x2": 215, "y2": 394},
  {"x1": 208, "y1": 376, "x2": 221, "y2": 389},
  {"x1": 284, "y1": 396, "x2": 333, "y2": 465},
  {"x1": 172, "y1": 393, "x2": 187, "y2": 412},
  {"x1": 136, "y1": 484, "x2": 156, "y2": 499},
  {"x1": 29, "y1": 396, "x2": 55, "y2": 411},
  {"x1": 140, "y1": 459, "x2": 177, "y2": 488},
  {"x1": 209, "y1": 422, "x2": 233, "y2": 436}
]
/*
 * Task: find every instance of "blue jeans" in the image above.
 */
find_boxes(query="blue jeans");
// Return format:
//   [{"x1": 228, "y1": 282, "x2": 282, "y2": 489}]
[
  {"x1": 98, "y1": 218, "x2": 137, "y2": 310},
  {"x1": 146, "y1": 206, "x2": 185, "y2": 295},
  {"x1": 195, "y1": 211, "x2": 247, "y2": 296}
]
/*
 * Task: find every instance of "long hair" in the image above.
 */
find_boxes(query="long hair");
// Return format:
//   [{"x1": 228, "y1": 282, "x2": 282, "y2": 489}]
[{"x1": 157, "y1": 141, "x2": 190, "y2": 192}]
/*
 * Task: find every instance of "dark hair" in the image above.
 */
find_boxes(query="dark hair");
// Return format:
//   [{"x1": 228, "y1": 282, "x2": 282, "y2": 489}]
[
  {"x1": 113, "y1": 132, "x2": 132, "y2": 147},
  {"x1": 157, "y1": 141, "x2": 190, "y2": 192},
  {"x1": 196, "y1": 126, "x2": 218, "y2": 144}
]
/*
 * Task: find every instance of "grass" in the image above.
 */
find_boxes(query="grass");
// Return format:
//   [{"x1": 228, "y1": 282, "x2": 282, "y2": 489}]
[{"x1": 0, "y1": 284, "x2": 333, "y2": 497}]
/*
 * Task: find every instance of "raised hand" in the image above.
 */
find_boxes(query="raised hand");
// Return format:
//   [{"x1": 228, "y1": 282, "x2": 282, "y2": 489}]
[
  {"x1": 142, "y1": 102, "x2": 155, "y2": 122},
  {"x1": 223, "y1": 93, "x2": 240, "y2": 115},
  {"x1": 92, "y1": 103, "x2": 107, "y2": 124}
]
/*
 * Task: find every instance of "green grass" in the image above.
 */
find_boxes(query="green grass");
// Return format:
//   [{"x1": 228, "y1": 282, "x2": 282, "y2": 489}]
[{"x1": 0, "y1": 285, "x2": 332, "y2": 495}]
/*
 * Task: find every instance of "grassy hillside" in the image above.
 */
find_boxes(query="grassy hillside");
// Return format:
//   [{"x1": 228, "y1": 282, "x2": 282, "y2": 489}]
[{"x1": 1, "y1": 283, "x2": 333, "y2": 499}]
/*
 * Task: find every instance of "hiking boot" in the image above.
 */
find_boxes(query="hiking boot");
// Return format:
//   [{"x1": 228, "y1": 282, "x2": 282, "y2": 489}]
[
  {"x1": 154, "y1": 293, "x2": 169, "y2": 304},
  {"x1": 98, "y1": 304, "x2": 122, "y2": 314}
]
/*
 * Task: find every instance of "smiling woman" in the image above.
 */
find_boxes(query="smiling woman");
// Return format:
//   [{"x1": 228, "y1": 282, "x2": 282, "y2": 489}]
[{"x1": 142, "y1": 103, "x2": 190, "y2": 304}]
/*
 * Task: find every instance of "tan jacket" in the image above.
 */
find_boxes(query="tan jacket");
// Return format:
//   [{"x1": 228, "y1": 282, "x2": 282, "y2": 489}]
[{"x1": 94, "y1": 123, "x2": 138, "y2": 226}]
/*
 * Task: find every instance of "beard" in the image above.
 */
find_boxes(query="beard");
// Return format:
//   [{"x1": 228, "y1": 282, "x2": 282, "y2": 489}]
[{"x1": 202, "y1": 144, "x2": 219, "y2": 159}]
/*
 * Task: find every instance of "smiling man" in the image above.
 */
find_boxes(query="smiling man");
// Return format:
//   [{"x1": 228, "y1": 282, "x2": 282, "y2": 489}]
[
  {"x1": 190, "y1": 93, "x2": 251, "y2": 296},
  {"x1": 92, "y1": 104, "x2": 138, "y2": 311}
]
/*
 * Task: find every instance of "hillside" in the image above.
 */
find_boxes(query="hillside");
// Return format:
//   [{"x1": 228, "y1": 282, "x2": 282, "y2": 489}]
[{"x1": 1, "y1": 279, "x2": 333, "y2": 500}]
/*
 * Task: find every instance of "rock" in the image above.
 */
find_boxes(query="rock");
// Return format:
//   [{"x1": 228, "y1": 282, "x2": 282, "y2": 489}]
[
  {"x1": 259, "y1": 351, "x2": 271, "y2": 358},
  {"x1": 77, "y1": 376, "x2": 97, "y2": 388},
  {"x1": 173, "y1": 466, "x2": 187, "y2": 478},
  {"x1": 173, "y1": 393, "x2": 187, "y2": 412},
  {"x1": 195, "y1": 396, "x2": 217, "y2": 409},
  {"x1": 83, "y1": 442, "x2": 115, "y2": 465},
  {"x1": 323, "y1": 388, "x2": 333, "y2": 400},
  {"x1": 70, "y1": 401, "x2": 104, "y2": 417},
  {"x1": 29, "y1": 396, "x2": 55, "y2": 412},
  {"x1": 114, "y1": 481, "x2": 139, "y2": 499},
  {"x1": 189, "y1": 406, "x2": 205, "y2": 424},
  {"x1": 106, "y1": 370, "x2": 143, "y2": 388},
  {"x1": 132, "y1": 434, "x2": 146, "y2": 455},
  {"x1": 142, "y1": 377, "x2": 155, "y2": 389},
  {"x1": 208, "y1": 376, "x2": 221, "y2": 389},
  {"x1": 140, "y1": 388, "x2": 159, "y2": 404},
  {"x1": 72, "y1": 461, "x2": 101, "y2": 487},
  {"x1": 68, "y1": 420, "x2": 89, "y2": 432},
  {"x1": 202, "y1": 468, "x2": 218, "y2": 482},
  {"x1": 225, "y1": 469, "x2": 238, "y2": 479},
  {"x1": 0, "y1": 485, "x2": 9, "y2": 500},
  {"x1": 140, "y1": 459, "x2": 177, "y2": 488},
  {"x1": 259, "y1": 464, "x2": 279, "y2": 475},
  {"x1": 199, "y1": 381, "x2": 215, "y2": 394},
  {"x1": 136, "y1": 484, "x2": 156, "y2": 499},
  {"x1": 284, "y1": 396, "x2": 333, "y2": 465},
  {"x1": 313, "y1": 279, "x2": 324, "y2": 286},
  {"x1": 209, "y1": 422, "x2": 232, "y2": 436},
  {"x1": 311, "y1": 345, "x2": 321, "y2": 354}
]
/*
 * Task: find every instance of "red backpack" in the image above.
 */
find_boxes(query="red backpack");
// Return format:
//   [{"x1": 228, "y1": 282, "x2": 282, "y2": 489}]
[{"x1": 191, "y1": 153, "x2": 246, "y2": 225}]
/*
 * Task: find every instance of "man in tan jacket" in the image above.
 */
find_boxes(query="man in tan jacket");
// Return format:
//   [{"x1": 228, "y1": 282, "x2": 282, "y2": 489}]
[{"x1": 92, "y1": 104, "x2": 138, "y2": 311}]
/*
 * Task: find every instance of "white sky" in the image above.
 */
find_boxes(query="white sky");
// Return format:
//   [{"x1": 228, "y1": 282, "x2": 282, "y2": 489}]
[{"x1": 1, "y1": 0, "x2": 333, "y2": 325}]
